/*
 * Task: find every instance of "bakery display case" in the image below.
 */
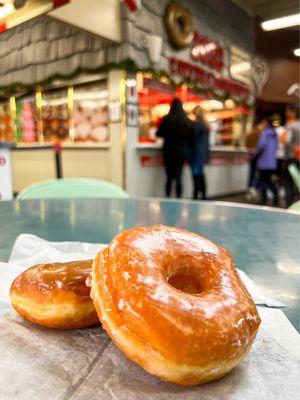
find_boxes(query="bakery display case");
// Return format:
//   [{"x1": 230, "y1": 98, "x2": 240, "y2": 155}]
[
  {"x1": 0, "y1": 80, "x2": 110, "y2": 147},
  {"x1": 15, "y1": 96, "x2": 39, "y2": 143},
  {"x1": 73, "y1": 83, "x2": 109, "y2": 143},
  {"x1": 138, "y1": 77, "x2": 250, "y2": 147},
  {"x1": 41, "y1": 88, "x2": 70, "y2": 143},
  {"x1": 0, "y1": 101, "x2": 15, "y2": 142}
]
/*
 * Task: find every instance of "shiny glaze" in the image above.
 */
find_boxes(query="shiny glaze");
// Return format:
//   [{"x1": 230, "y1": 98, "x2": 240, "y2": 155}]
[
  {"x1": 10, "y1": 259, "x2": 99, "y2": 329},
  {"x1": 13, "y1": 260, "x2": 93, "y2": 293},
  {"x1": 92, "y1": 225, "x2": 261, "y2": 385}
]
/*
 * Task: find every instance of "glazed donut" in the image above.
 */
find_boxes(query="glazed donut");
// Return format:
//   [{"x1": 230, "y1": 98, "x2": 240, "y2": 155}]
[
  {"x1": 164, "y1": 2, "x2": 194, "y2": 49},
  {"x1": 91, "y1": 225, "x2": 260, "y2": 386},
  {"x1": 10, "y1": 260, "x2": 98, "y2": 330}
]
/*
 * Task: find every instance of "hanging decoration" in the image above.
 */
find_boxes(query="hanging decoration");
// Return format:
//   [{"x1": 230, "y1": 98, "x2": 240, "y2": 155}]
[
  {"x1": 164, "y1": 2, "x2": 194, "y2": 49},
  {"x1": 124, "y1": 0, "x2": 141, "y2": 12},
  {"x1": 0, "y1": 59, "x2": 254, "y2": 107},
  {"x1": 253, "y1": 56, "x2": 269, "y2": 96}
]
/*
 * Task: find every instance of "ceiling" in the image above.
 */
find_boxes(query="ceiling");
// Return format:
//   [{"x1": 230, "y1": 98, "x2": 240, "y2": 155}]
[{"x1": 231, "y1": 0, "x2": 299, "y2": 20}]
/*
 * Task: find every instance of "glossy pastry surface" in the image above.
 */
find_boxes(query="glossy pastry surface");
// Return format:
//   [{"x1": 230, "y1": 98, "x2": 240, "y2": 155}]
[
  {"x1": 91, "y1": 225, "x2": 260, "y2": 386},
  {"x1": 10, "y1": 260, "x2": 98, "y2": 329}
]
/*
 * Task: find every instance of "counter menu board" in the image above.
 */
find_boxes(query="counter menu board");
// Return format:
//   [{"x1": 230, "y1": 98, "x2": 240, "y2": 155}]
[
  {"x1": 0, "y1": 102, "x2": 14, "y2": 142},
  {"x1": 41, "y1": 89, "x2": 70, "y2": 142},
  {"x1": 73, "y1": 85, "x2": 109, "y2": 143}
]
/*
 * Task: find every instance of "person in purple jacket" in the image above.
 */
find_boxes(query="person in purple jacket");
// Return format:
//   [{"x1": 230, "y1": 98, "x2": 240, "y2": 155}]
[{"x1": 253, "y1": 118, "x2": 278, "y2": 205}]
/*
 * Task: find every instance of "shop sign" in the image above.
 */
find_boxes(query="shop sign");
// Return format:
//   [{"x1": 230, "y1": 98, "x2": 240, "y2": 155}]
[
  {"x1": 169, "y1": 57, "x2": 250, "y2": 101},
  {"x1": 191, "y1": 33, "x2": 224, "y2": 71},
  {"x1": 140, "y1": 155, "x2": 164, "y2": 167},
  {"x1": 169, "y1": 57, "x2": 214, "y2": 88}
]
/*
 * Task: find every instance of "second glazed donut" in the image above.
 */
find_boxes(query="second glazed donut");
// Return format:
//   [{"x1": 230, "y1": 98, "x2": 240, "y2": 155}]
[{"x1": 10, "y1": 260, "x2": 98, "y2": 329}]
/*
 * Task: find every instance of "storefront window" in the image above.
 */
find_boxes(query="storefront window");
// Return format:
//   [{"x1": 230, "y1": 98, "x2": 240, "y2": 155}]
[
  {"x1": 73, "y1": 83, "x2": 109, "y2": 143},
  {"x1": 138, "y1": 76, "x2": 250, "y2": 147},
  {"x1": 0, "y1": 101, "x2": 15, "y2": 142},
  {"x1": 41, "y1": 88, "x2": 70, "y2": 142}
]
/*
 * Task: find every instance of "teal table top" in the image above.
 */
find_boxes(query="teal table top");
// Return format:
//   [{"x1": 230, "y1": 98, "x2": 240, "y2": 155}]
[{"x1": 0, "y1": 199, "x2": 299, "y2": 331}]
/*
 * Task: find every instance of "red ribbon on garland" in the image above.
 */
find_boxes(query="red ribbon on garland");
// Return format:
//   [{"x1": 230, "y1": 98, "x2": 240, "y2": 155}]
[
  {"x1": 53, "y1": 0, "x2": 70, "y2": 8},
  {"x1": 0, "y1": 23, "x2": 7, "y2": 32},
  {"x1": 124, "y1": 0, "x2": 141, "y2": 12}
]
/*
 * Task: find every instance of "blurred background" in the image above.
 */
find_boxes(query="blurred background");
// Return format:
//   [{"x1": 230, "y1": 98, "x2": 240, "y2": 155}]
[{"x1": 0, "y1": 0, "x2": 299, "y2": 208}]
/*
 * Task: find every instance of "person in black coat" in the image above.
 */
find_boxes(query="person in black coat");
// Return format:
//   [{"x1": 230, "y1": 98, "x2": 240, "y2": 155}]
[
  {"x1": 156, "y1": 98, "x2": 192, "y2": 198},
  {"x1": 190, "y1": 106, "x2": 210, "y2": 200}
]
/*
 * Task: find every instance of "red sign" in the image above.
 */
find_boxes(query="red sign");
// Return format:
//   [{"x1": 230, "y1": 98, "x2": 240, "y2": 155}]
[
  {"x1": 0, "y1": 156, "x2": 6, "y2": 166},
  {"x1": 140, "y1": 155, "x2": 164, "y2": 167},
  {"x1": 169, "y1": 57, "x2": 250, "y2": 101},
  {"x1": 215, "y1": 77, "x2": 250, "y2": 100},
  {"x1": 192, "y1": 33, "x2": 224, "y2": 71},
  {"x1": 170, "y1": 57, "x2": 214, "y2": 87}
]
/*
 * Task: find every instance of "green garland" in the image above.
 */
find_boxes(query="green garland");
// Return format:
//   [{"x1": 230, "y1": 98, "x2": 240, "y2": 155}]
[{"x1": 0, "y1": 58, "x2": 254, "y2": 107}]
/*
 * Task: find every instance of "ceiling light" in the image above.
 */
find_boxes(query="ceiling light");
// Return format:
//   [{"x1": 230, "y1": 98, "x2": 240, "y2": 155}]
[
  {"x1": 0, "y1": 3, "x2": 14, "y2": 20},
  {"x1": 294, "y1": 48, "x2": 300, "y2": 57},
  {"x1": 261, "y1": 13, "x2": 300, "y2": 31}
]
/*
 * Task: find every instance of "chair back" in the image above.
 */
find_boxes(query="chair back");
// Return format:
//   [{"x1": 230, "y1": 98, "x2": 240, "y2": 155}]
[{"x1": 16, "y1": 178, "x2": 129, "y2": 200}]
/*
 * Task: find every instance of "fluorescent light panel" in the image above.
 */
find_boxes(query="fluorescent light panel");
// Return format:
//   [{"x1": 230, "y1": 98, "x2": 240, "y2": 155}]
[
  {"x1": 0, "y1": 3, "x2": 14, "y2": 19},
  {"x1": 294, "y1": 48, "x2": 300, "y2": 57},
  {"x1": 261, "y1": 13, "x2": 300, "y2": 31}
]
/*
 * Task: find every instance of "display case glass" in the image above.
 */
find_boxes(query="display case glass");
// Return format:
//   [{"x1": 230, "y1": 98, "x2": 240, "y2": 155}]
[
  {"x1": 73, "y1": 83, "x2": 109, "y2": 143},
  {"x1": 0, "y1": 101, "x2": 15, "y2": 142},
  {"x1": 41, "y1": 88, "x2": 70, "y2": 142}
]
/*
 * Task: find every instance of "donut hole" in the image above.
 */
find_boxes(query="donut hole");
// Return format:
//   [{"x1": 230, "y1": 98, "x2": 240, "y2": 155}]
[
  {"x1": 176, "y1": 16, "x2": 186, "y2": 33},
  {"x1": 167, "y1": 272, "x2": 202, "y2": 294}
]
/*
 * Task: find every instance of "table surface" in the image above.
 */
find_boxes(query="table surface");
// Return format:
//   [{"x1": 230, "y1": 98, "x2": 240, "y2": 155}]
[{"x1": 0, "y1": 198, "x2": 299, "y2": 331}]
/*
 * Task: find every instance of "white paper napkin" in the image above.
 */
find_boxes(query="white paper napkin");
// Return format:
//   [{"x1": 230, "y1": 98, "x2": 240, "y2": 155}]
[
  {"x1": 3, "y1": 233, "x2": 284, "y2": 308},
  {"x1": 0, "y1": 235, "x2": 298, "y2": 400}
]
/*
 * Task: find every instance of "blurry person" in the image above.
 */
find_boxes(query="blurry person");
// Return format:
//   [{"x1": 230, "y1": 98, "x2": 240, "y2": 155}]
[
  {"x1": 253, "y1": 118, "x2": 278, "y2": 205},
  {"x1": 189, "y1": 106, "x2": 210, "y2": 200},
  {"x1": 273, "y1": 114, "x2": 286, "y2": 185},
  {"x1": 246, "y1": 122, "x2": 261, "y2": 200},
  {"x1": 156, "y1": 98, "x2": 192, "y2": 198},
  {"x1": 284, "y1": 105, "x2": 300, "y2": 206}
]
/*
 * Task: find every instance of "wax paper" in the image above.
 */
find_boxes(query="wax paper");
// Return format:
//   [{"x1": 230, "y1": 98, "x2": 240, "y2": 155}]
[{"x1": 0, "y1": 234, "x2": 298, "y2": 400}]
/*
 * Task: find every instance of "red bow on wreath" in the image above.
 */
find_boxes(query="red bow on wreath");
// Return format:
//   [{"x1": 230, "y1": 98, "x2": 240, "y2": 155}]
[{"x1": 124, "y1": 0, "x2": 141, "y2": 12}]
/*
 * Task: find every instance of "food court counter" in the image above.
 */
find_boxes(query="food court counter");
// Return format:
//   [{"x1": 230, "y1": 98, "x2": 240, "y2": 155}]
[
  {"x1": 126, "y1": 143, "x2": 250, "y2": 198},
  {"x1": 10, "y1": 143, "x2": 115, "y2": 193}
]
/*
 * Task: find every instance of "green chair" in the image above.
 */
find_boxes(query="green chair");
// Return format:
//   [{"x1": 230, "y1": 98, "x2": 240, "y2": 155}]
[
  {"x1": 288, "y1": 163, "x2": 300, "y2": 192},
  {"x1": 16, "y1": 178, "x2": 129, "y2": 200},
  {"x1": 289, "y1": 200, "x2": 300, "y2": 212}
]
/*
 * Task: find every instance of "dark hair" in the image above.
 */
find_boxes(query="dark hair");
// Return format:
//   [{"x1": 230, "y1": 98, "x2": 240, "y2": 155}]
[
  {"x1": 286, "y1": 104, "x2": 300, "y2": 119},
  {"x1": 261, "y1": 117, "x2": 274, "y2": 128},
  {"x1": 167, "y1": 98, "x2": 190, "y2": 127}
]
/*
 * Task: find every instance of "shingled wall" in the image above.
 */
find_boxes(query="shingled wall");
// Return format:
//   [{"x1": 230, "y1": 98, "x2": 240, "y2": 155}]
[
  {"x1": 122, "y1": 0, "x2": 255, "y2": 77},
  {"x1": 0, "y1": 0, "x2": 255, "y2": 90},
  {"x1": 0, "y1": 15, "x2": 123, "y2": 90}
]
